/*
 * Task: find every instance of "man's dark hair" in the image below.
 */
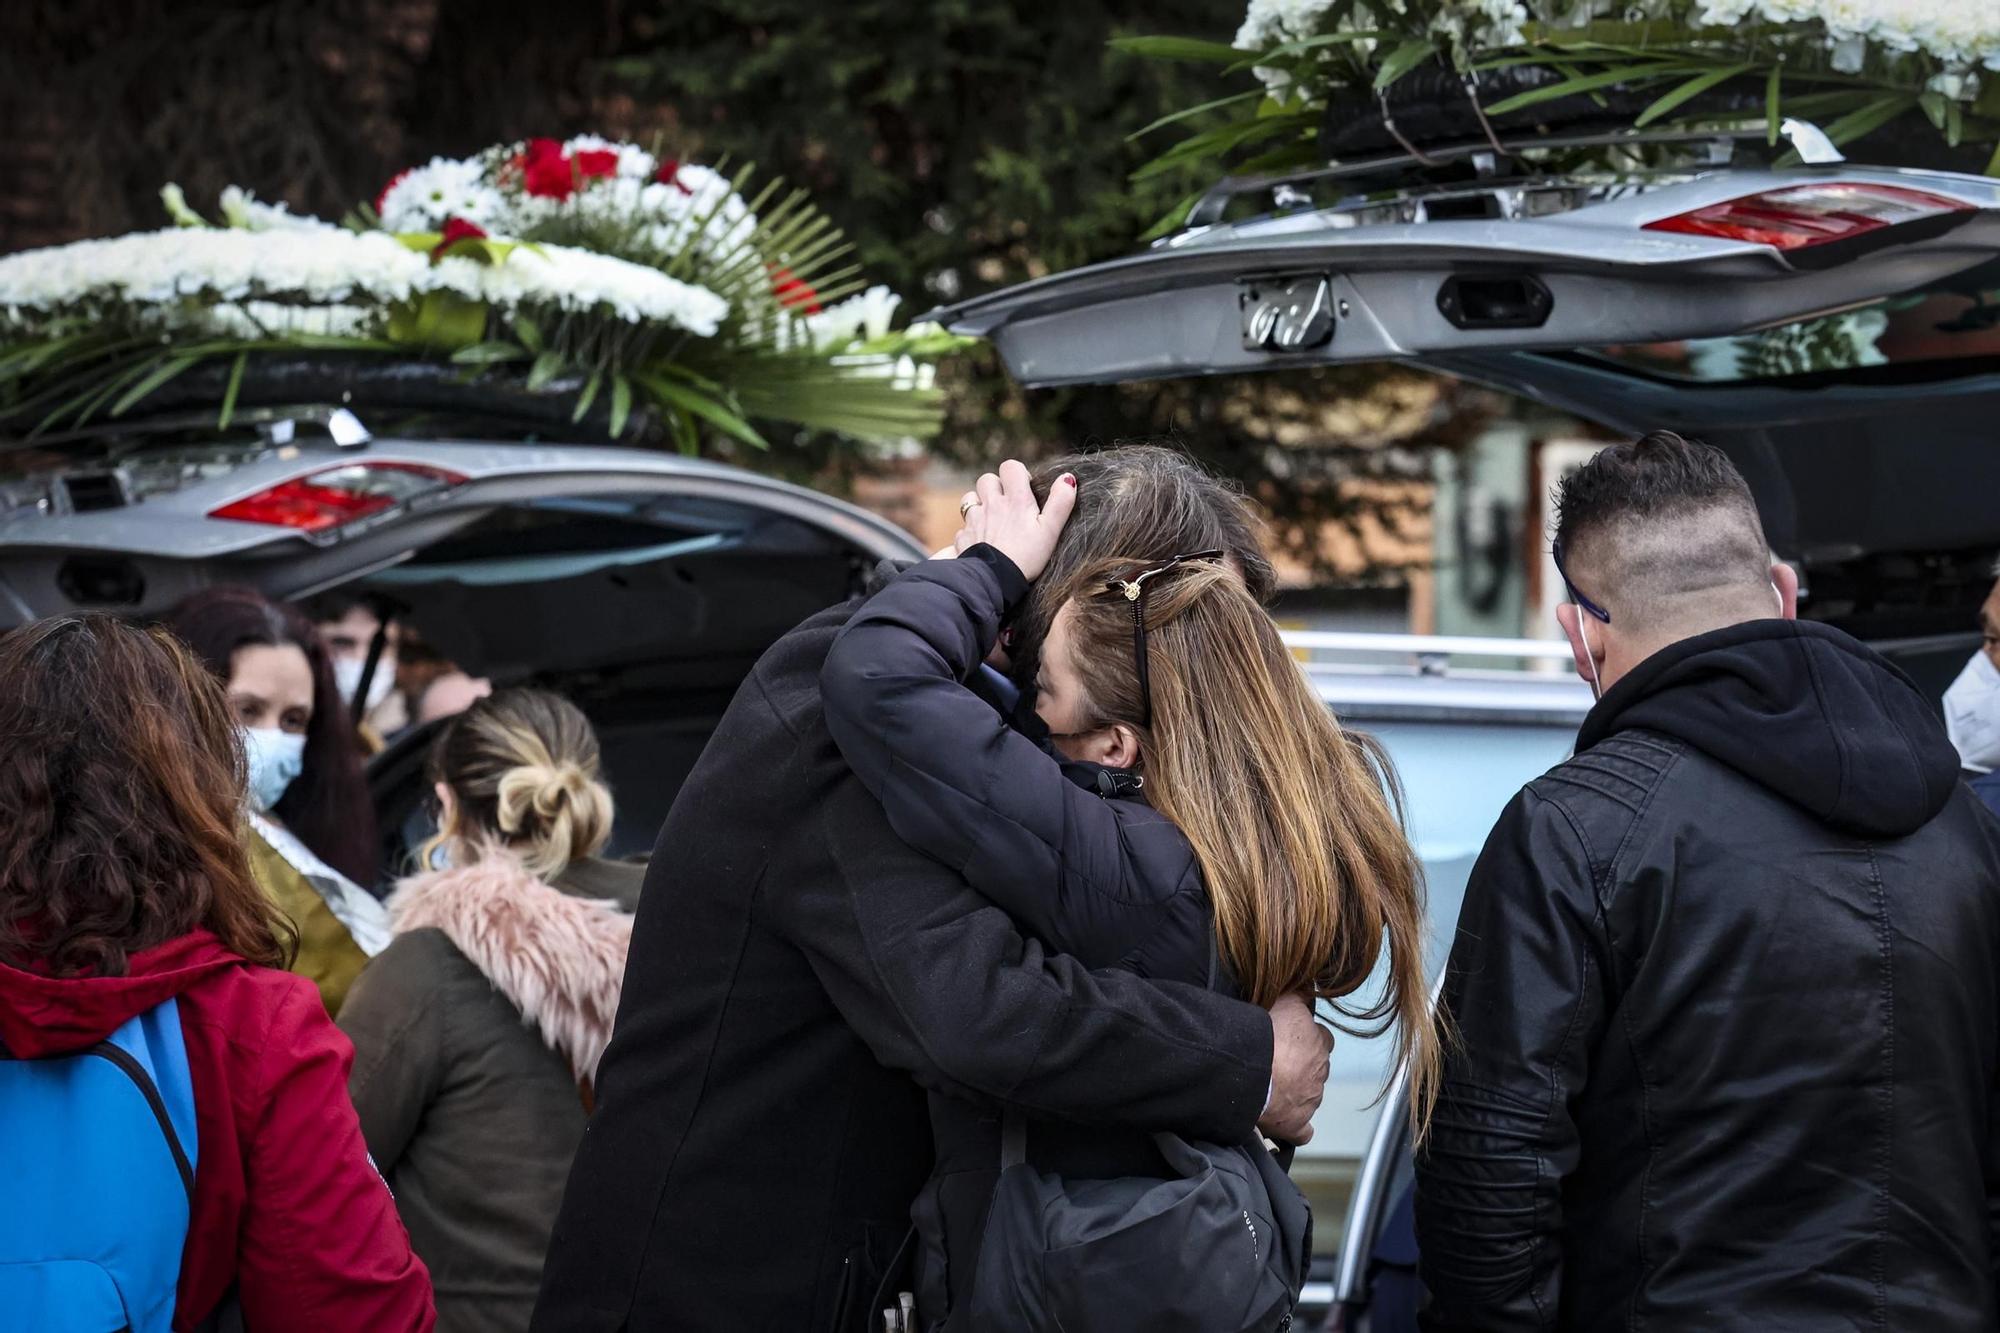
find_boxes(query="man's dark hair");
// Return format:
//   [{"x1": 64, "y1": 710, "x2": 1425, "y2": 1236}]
[
  {"x1": 1011, "y1": 442, "x2": 1275, "y2": 686},
  {"x1": 1554, "y1": 430, "x2": 1772, "y2": 622},
  {"x1": 300, "y1": 588, "x2": 383, "y2": 627}
]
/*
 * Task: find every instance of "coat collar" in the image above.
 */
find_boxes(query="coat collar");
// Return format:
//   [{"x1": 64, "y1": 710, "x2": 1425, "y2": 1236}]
[{"x1": 387, "y1": 854, "x2": 632, "y2": 1082}]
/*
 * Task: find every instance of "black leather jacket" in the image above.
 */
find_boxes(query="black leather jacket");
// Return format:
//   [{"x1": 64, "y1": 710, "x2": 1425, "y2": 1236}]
[{"x1": 1416, "y1": 619, "x2": 2000, "y2": 1332}]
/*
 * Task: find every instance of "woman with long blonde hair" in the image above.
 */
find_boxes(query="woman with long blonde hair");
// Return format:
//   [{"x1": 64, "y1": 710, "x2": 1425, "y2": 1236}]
[
  {"x1": 336, "y1": 688, "x2": 640, "y2": 1333},
  {"x1": 821, "y1": 459, "x2": 1435, "y2": 1331}
]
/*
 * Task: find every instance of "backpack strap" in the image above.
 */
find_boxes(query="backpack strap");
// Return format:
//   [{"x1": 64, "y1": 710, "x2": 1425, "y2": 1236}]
[
  {"x1": 0, "y1": 1016, "x2": 195, "y2": 1202},
  {"x1": 88, "y1": 1039, "x2": 195, "y2": 1201}
]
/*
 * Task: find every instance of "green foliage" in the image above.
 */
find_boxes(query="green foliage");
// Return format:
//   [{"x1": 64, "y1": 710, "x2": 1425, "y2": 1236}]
[
  {"x1": 606, "y1": 0, "x2": 1243, "y2": 334},
  {"x1": 1128, "y1": 14, "x2": 2000, "y2": 199},
  {"x1": 602, "y1": 0, "x2": 1483, "y2": 562}
]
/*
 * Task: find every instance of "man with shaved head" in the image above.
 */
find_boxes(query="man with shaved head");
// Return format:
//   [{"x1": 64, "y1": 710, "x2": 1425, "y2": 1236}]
[{"x1": 1416, "y1": 431, "x2": 2000, "y2": 1332}]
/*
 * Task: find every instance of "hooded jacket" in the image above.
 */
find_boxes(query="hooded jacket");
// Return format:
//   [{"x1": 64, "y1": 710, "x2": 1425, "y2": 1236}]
[
  {"x1": 0, "y1": 929, "x2": 435, "y2": 1331},
  {"x1": 1415, "y1": 619, "x2": 2000, "y2": 1331},
  {"x1": 337, "y1": 854, "x2": 640, "y2": 1333}
]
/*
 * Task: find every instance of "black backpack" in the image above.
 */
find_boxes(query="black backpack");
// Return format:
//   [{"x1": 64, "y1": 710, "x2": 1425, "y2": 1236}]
[
  {"x1": 961, "y1": 937, "x2": 1313, "y2": 1333},
  {"x1": 964, "y1": 1112, "x2": 1312, "y2": 1333}
]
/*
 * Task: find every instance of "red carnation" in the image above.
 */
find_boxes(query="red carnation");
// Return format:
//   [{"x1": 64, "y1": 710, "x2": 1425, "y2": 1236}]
[
  {"x1": 431, "y1": 216, "x2": 489, "y2": 260},
  {"x1": 655, "y1": 158, "x2": 692, "y2": 195},
  {"x1": 770, "y1": 265, "x2": 822, "y2": 315},
  {"x1": 573, "y1": 147, "x2": 619, "y2": 181},
  {"x1": 517, "y1": 137, "x2": 576, "y2": 200},
  {"x1": 374, "y1": 167, "x2": 411, "y2": 215}
]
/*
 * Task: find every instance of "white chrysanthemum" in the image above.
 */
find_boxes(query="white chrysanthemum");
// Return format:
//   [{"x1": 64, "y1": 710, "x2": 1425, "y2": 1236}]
[
  {"x1": 371, "y1": 141, "x2": 767, "y2": 271},
  {"x1": 1241, "y1": 0, "x2": 2000, "y2": 88},
  {"x1": 0, "y1": 228, "x2": 433, "y2": 312},
  {"x1": 434, "y1": 243, "x2": 729, "y2": 336},
  {"x1": 1235, "y1": 0, "x2": 1341, "y2": 51},
  {"x1": 0, "y1": 227, "x2": 729, "y2": 340},
  {"x1": 378, "y1": 157, "x2": 506, "y2": 232},
  {"x1": 1236, "y1": 0, "x2": 1345, "y2": 95},
  {"x1": 643, "y1": 162, "x2": 759, "y2": 257}
]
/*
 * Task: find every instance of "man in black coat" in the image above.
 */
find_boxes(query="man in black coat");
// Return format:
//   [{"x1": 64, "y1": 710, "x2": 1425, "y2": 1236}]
[
  {"x1": 1416, "y1": 431, "x2": 2000, "y2": 1331},
  {"x1": 534, "y1": 447, "x2": 1336, "y2": 1332}
]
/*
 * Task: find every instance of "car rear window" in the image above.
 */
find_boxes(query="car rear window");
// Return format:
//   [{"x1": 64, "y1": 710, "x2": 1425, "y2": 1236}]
[{"x1": 1581, "y1": 258, "x2": 2000, "y2": 383}]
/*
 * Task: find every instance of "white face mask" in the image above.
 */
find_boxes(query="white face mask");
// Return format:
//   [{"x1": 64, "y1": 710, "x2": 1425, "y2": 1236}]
[
  {"x1": 241, "y1": 726, "x2": 307, "y2": 811},
  {"x1": 1944, "y1": 649, "x2": 2000, "y2": 774},
  {"x1": 332, "y1": 654, "x2": 397, "y2": 715}
]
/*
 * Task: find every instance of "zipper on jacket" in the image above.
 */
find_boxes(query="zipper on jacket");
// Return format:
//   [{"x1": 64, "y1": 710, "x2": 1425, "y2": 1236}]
[{"x1": 86, "y1": 1041, "x2": 196, "y2": 1201}]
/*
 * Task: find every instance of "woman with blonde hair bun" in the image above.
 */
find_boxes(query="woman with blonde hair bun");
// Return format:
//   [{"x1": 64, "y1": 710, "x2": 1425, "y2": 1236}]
[{"x1": 337, "y1": 687, "x2": 641, "y2": 1333}]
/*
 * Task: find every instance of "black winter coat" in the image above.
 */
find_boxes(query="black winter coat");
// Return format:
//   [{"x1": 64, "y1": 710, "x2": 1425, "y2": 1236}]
[
  {"x1": 820, "y1": 548, "x2": 1235, "y2": 1326},
  {"x1": 530, "y1": 566, "x2": 1272, "y2": 1333},
  {"x1": 1415, "y1": 619, "x2": 2000, "y2": 1332}
]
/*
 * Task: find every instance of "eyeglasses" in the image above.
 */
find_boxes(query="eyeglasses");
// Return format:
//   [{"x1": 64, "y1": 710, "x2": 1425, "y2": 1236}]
[
  {"x1": 1102, "y1": 549, "x2": 1224, "y2": 729},
  {"x1": 1550, "y1": 537, "x2": 1611, "y2": 624}
]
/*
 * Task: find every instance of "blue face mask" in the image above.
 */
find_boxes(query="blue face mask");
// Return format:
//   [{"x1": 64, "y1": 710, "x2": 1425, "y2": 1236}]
[{"x1": 241, "y1": 727, "x2": 306, "y2": 812}]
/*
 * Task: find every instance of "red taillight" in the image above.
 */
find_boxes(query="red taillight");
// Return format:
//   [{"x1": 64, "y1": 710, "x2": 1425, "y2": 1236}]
[
  {"x1": 210, "y1": 461, "x2": 465, "y2": 532},
  {"x1": 1643, "y1": 182, "x2": 1974, "y2": 251}
]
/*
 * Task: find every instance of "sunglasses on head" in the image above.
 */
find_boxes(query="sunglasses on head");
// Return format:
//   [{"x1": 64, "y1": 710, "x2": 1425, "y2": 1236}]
[
  {"x1": 1551, "y1": 538, "x2": 1611, "y2": 624},
  {"x1": 1101, "y1": 549, "x2": 1225, "y2": 730}
]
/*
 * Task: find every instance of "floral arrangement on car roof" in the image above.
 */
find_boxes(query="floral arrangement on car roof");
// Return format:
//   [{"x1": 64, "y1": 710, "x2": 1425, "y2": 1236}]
[
  {"x1": 1122, "y1": 0, "x2": 2000, "y2": 234},
  {"x1": 0, "y1": 135, "x2": 964, "y2": 450}
]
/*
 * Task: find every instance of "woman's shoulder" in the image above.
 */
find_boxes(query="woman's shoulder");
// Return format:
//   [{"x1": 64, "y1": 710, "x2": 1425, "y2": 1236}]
[
  {"x1": 554, "y1": 855, "x2": 646, "y2": 912},
  {"x1": 176, "y1": 962, "x2": 352, "y2": 1104},
  {"x1": 178, "y1": 957, "x2": 320, "y2": 1037},
  {"x1": 1084, "y1": 800, "x2": 1212, "y2": 985},
  {"x1": 340, "y1": 928, "x2": 478, "y2": 1020},
  {"x1": 1098, "y1": 793, "x2": 1204, "y2": 901}
]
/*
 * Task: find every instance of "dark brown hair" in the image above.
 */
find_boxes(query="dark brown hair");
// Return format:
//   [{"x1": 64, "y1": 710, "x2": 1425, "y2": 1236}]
[
  {"x1": 1058, "y1": 559, "x2": 1437, "y2": 1137},
  {"x1": 1009, "y1": 443, "x2": 1276, "y2": 687},
  {"x1": 423, "y1": 688, "x2": 614, "y2": 881},
  {"x1": 164, "y1": 586, "x2": 380, "y2": 886},
  {"x1": 0, "y1": 615, "x2": 293, "y2": 977},
  {"x1": 1553, "y1": 430, "x2": 1771, "y2": 619}
]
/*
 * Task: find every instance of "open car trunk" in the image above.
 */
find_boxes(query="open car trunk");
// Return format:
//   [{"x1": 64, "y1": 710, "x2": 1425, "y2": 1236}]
[
  {"x1": 932, "y1": 166, "x2": 2000, "y2": 696},
  {"x1": 344, "y1": 480, "x2": 925, "y2": 875},
  {"x1": 1430, "y1": 252, "x2": 2000, "y2": 696}
]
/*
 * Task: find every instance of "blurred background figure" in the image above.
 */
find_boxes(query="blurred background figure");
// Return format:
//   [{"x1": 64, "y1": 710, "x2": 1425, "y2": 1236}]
[
  {"x1": 1944, "y1": 561, "x2": 2000, "y2": 817},
  {"x1": 0, "y1": 614, "x2": 434, "y2": 1331},
  {"x1": 414, "y1": 668, "x2": 495, "y2": 729},
  {"x1": 165, "y1": 586, "x2": 388, "y2": 1014},
  {"x1": 338, "y1": 688, "x2": 639, "y2": 1333},
  {"x1": 307, "y1": 590, "x2": 412, "y2": 751}
]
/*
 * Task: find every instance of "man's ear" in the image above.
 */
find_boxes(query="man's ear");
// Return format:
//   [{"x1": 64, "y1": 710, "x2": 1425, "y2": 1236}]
[
  {"x1": 1772, "y1": 562, "x2": 1800, "y2": 621},
  {"x1": 1555, "y1": 602, "x2": 1601, "y2": 686}
]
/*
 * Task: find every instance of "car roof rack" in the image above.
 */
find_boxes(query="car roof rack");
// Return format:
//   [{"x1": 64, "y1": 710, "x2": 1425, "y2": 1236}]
[{"x1": 1181, "y1": 124, "x2": 1773, "y2": 231}]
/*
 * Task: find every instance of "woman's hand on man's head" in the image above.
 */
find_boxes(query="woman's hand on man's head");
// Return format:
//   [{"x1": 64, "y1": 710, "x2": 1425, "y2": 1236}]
[{"x1": 954, "y1": 459, "x2": 1077, "y2": 583}]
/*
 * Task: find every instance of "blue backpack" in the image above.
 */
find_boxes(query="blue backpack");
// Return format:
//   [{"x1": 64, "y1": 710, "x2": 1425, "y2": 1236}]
[{"x1": 0, "y1": 997, "x2": 199, "y2": 1333}]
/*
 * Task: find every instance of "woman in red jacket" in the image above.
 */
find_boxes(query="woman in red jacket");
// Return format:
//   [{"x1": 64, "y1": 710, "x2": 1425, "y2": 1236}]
[{"x1": 0, "y1": 614, "x2": 435, "y2": 1331}]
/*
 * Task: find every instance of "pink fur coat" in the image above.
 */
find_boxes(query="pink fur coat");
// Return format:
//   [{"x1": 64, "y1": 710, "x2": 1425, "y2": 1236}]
[{"x1": 387, "y1": 854, "x2": 633, "y2": 1083}]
